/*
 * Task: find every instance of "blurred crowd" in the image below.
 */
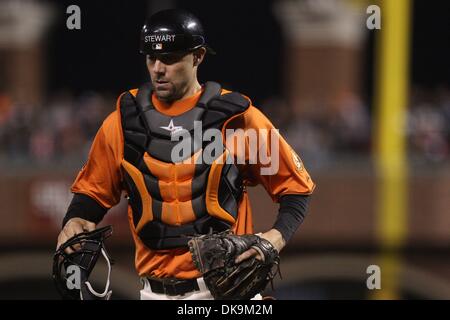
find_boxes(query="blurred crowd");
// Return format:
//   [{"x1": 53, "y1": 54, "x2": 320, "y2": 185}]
[
  {"x1": 407, "y1": 86, "x2": 450, "y2": 164},
  {"x1": 1, "y1": 86, "x2": 449, "y2": 168},
  {"x1": 262, "y1": 85, "x2": 450, "y2": 168},
  {"x1": 0, "y1": 91, "x2": 115, "y2": 165}
]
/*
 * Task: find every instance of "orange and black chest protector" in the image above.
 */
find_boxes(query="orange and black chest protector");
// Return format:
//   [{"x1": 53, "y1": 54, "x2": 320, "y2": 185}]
[{"x1": 119, "y1": 82, "x2": 249, "y2": 250}]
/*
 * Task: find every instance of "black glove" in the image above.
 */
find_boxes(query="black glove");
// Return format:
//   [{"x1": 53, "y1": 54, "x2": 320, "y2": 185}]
[{"x1": 188, "y1": 230, "x2": 280, "y2": 300}]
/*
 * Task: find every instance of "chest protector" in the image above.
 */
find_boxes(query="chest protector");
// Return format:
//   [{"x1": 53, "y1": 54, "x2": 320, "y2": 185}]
[{"x1": 119, "y1": 82, "x2": 249, "y2": 250}]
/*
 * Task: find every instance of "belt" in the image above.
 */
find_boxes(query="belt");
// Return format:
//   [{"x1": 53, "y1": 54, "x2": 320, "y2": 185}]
[{"x1": 146, "y1": 277, "x2": 200, "y2": 296}]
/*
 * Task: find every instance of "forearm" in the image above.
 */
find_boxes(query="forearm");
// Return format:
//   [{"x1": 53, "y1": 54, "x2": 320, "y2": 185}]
[
  {"x1": 62, "y1": 193, "x2": 108, "y2": 227},
  {"x1": 272, "y1": 194, "x2": 311, "y2": 244}
]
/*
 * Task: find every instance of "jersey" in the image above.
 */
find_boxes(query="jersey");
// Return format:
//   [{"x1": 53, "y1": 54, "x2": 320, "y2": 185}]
[{"x1": 70, "y1": 85, "x2": 315, "y2": 279}]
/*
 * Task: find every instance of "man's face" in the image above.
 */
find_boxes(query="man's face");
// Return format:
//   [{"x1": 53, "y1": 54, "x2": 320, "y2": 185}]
[{"x1": 146, "y1": 51, "x2": 197, "y2": 102}]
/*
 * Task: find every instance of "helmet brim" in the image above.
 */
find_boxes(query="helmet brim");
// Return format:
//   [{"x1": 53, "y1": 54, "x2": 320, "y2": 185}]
[{"x1": 140, "y1": 44, "x2": 216, "y2": 56}]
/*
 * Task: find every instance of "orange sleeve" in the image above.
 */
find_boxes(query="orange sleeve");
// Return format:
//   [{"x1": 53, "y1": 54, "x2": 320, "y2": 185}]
[
  {"x1": 71, "y1": 109, "x2": 124, "y2": 209},
  {"x1": 225, "y1": 105, "x2": 315, "y2": 202}
]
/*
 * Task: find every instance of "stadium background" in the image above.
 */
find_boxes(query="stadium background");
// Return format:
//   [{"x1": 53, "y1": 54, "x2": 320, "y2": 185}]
[{"x1": 0, "y1": 0, "x2": 449, "y2": 299}]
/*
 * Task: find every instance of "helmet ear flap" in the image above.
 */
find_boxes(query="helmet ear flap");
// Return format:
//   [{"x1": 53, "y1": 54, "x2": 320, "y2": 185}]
[{"x1": 53, "y1": 226, "x2": 114, "y2": 300}]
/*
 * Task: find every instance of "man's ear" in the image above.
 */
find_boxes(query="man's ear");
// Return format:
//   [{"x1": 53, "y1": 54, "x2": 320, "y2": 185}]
[{"x1": 193, "y1": 47, "x2": 207, "y2": 66}]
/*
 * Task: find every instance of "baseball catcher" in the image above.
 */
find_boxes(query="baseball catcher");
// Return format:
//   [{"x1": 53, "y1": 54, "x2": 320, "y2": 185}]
[
  {"x1": 188, "y1": 231, "x2": 280, "y2": 300},
  {"x1": 53, "y1": 225, "x2": 113, "y2": 300},
  {"x1": 55, "y1": 8, "x2": 315, "y2": 300}
]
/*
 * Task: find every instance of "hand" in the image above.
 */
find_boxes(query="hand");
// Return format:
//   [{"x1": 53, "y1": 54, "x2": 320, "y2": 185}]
[
  {"x1": 56, "y1": 218, "x2": 96, "y2": 253},
  {"x1": 234, "y1": 229, "x2": 286, "y2": 264}
]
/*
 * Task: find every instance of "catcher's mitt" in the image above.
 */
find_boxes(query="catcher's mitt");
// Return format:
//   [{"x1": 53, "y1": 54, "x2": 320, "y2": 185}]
[{"x1": 188, "y1": 230, "x2": 280, "y2": 300}]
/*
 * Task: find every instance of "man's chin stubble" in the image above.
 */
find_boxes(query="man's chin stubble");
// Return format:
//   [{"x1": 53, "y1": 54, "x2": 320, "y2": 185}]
[
  {"x1": 155, "y1": 91, "x2": 176, "y2": 103},
  {"x1": 156, "y1": 89, "x2": 185, "y2": 103}
]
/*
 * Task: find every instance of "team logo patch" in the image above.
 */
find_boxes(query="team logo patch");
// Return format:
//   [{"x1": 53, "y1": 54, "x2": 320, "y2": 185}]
[{"x1": 292, "y1": 150, "x2": 303, "y2": 171}]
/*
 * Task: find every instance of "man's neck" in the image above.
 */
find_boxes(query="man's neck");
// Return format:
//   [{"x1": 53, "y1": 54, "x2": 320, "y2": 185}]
[{"x1": 178, "y1": 80, "x2": 202, "y2": 101}]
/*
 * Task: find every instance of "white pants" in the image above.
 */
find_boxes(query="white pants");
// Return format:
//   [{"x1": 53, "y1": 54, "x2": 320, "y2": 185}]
[{"x1": 140, "y1": 277, "x2": 262, "y2": 300}]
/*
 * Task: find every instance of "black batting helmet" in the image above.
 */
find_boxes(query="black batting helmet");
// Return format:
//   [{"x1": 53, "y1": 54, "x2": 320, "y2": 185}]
[{"x1": 139, "y1": 9, "x2": 215, "y2": 55}]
